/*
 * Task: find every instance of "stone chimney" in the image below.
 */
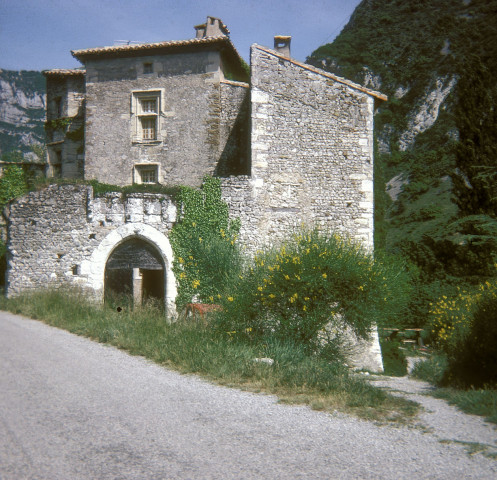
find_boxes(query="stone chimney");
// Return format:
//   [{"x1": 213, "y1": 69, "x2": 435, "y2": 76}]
[
  {"x1": 194, "y1": 23, "x2": 206, "y2": 38},
  {"x1": 195, "y1": 16, "x2": 229, "y2": 38},
  {"x1": 274, "y1": 36, "x2": 291, "y2": 57}
]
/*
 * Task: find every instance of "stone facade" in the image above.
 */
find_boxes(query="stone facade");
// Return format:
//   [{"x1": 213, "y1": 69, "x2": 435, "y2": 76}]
[
  {"x1": 83, "y1": 52, "x2": 248, "y2": 186},
  {"x1": 6, "y1": 18, "x2": 387, "y2": 371},
  {"x1": 44, "y1": 71, "x2": 85, "y2": 179},
  {"x1": 220, "y1": 45, "x2": 380, "y2": 253},
  {"x1": 6, "y1": 184, "x2": 177, "y2": 316}
]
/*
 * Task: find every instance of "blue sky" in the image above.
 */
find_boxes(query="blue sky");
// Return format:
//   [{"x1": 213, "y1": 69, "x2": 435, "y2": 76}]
[{"x1": 0, "y1": 0, "x2": 361, "y2": 71}]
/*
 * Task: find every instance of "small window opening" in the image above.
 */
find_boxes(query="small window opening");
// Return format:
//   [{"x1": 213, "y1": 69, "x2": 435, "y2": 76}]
[
  {"x1": 143, "y1": 62, "x2": 153, "y2": 74},
  {"x1": 134, "y1": 164, "x2": 158, "y2": 184},
  {"x1": 54, "y1": 97, "x2": 63, "y2": 118},
  {"x1": 72, "y1": 265, "x2": 80, "y2": 275}
]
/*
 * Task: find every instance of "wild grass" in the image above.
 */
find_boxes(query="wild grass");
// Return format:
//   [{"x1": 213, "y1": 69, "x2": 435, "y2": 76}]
[
  {"x1": 433, "y1": 388, "x2": 497, "y2": 425},
  {"x1": 412, "y1": 353, "x2": 497, "y2": 424},
  {"x1": 0, "y1": 289, "x2": 417, "y2": 423}
]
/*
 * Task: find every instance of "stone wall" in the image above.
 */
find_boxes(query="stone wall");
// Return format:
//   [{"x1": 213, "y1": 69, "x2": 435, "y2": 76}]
[
  {"x1": 46, "y1": 74, "x2": 85, "y2": 179},
  {"x1": 84, "y1": 51, "x2": 235, "y2": 187},
  {"x1": 218, "y1": 81, "x2": 250, "y2": 176},
  {"x1": 248, "y1": 45, "x2": 375, "y2": 250},
  {"x1": 5, "y1": 184, "x2": 178, "y2": 315}
]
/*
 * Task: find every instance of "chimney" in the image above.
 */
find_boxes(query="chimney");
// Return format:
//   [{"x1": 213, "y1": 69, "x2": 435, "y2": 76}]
[
  {"x1": 204, "y1": 16, "x2": 230, "y2": 37},
  {"x1": 274, "y1": 36, "x2": 291, "y2": 57},
  {"x1": 194, "y1": 23, "x2": 206, "y2": 38}
]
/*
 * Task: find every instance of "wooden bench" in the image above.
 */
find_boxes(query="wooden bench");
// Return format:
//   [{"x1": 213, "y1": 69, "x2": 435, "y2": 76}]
[
  {"x1": 382, "y1": 328, "x2": 425, "y2": 348},
  {"x1": 405, "y1": 328, "x2": 424, "y2": 347}
]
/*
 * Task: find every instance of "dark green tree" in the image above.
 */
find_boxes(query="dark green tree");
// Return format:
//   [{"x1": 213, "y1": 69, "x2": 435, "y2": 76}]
[{"x1": 453, "y1": 55, "x2": 497, "y2": 216}]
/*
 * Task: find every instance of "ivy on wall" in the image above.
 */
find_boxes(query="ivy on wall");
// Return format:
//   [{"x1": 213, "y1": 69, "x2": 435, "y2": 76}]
[
  {"x1": 44, "y1": 117, "x2": 73, "y2": 133},
  {"x1": 169, "y1": 176, "x2": 241, "y2": 307},
  {"x1": 0, "y1": 165, "x2": 28, "y2": 212}
]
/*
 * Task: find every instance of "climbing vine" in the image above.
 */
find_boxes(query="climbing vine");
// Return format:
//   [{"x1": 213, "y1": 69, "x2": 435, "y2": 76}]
[
  {"x1": 44, "y1": 117, "x2": 73, "y2": 134},
  {"x1": 169, "y1": 176, "x2": 242, "y2": 307}
]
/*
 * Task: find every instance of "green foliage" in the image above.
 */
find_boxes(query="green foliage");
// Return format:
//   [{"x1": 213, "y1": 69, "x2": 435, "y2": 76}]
[
  {"x1": 411, "y1": 353, "x2": 449, "y2": 386},
  {"x1": 87, "y1": 179, "x2": 181, "y2": 198},
  {"x1": 427, "y1": 280, "x2": 497, "y2": 388},
  {"x1": 432, "y1": 387, "x2": 497, "y2": 425},
  {"x1": 0, "y1": 164, "x2": 28, "y2": 211},
  {"x1": 44, "y1": 117, "x2": 73, "y2": 132},
  {"x1": 1, "y1": 150, "x2": 24, "y2": 163},
  {"x1": 453, "y1": 55, "x2": 497, "y2": 216},
  {"x1": 380, "y1": 340, "x2": 407, "y2": 377},
  {"x1": 215, "y1": 230, "x2": 413, "y2": 360},
  {"x1": 30, "y1": 177, "x2": 181, "y2": 199},
  {"x1": 443, "y1": 294, "x2": 497, "y2": 388},
  {"x1": 413, "y1": 352, "x2": 497, "y2": 424},
  {"x1": 169, "y1": 176, "x2": 242, "y2": 307}
]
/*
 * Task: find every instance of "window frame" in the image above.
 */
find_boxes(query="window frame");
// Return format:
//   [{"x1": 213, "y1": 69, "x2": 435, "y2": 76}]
[
  {"x1": 143, "y1": 62, "x2": 154, "y2": 74},
  {"x1": 134, "y1": 163, "x2": 160, "y2": 185},
  {"x1": 131, "y1": 90, "x2": 164, "y2": 144}
]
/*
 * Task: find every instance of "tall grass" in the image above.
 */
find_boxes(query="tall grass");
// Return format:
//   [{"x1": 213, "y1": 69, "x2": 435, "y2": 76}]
[
  {"x1": 0, "y1": 290, "x2": 417, "y2": 422},
  {"x1": 412, "y1": 353, "x2": 497, "y2": 424}
]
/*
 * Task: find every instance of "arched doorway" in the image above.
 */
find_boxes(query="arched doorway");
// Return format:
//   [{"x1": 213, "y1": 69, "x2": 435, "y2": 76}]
[{"x1": 105, "y1": 237, "x2": 165, "y2": 308}]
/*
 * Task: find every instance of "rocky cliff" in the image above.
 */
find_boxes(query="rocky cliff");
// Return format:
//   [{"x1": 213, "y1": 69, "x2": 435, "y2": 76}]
[
  {"x1": 307, "y1": 0, "x2": 497, "y2": 286},
  {"x1": 0, "y1": 69, "x2": 46, "y2": 157}
]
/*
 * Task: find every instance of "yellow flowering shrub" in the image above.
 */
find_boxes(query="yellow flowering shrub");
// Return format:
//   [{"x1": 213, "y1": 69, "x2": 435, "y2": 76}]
[
  {"x1": 428, "y1": 281, "x2": 497, "y2": 351},
  {"x1": 215, "y1": 229, "x2": 413, "y2": 356}
]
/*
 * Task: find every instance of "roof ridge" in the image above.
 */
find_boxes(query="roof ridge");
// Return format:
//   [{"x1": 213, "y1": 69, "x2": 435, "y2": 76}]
[
  {"x1": 253, "y1": 44, "x2": 387, "y2": 101},
  {"x1": 72, "y1": 36, "x2": 231, "y2": 59},
  {"x1": 43, "y1": 69, "x2": 86, "y2": 76}
]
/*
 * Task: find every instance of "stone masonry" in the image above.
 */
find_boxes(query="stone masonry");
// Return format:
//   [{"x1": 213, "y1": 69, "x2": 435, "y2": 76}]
[
  {"x1": 6, "y1": 184, "x2": 178, "y2": 317},
  {"x1": 5, "y1": 18, "x2": 387, "y2": 371},
  {"x1": 221, "y1": 44, "x2": 381, "y2": 254}
]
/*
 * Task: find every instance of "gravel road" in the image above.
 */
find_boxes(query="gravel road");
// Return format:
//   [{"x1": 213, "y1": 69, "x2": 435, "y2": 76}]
[{"x1": 1, "y1": 311, "x2": 496, "y2": 479}]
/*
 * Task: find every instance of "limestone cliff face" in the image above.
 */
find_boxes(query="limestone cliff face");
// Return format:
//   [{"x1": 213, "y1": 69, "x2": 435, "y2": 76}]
[{"x1": 0, "y1": 69, "x2": 46, "y2": 155}]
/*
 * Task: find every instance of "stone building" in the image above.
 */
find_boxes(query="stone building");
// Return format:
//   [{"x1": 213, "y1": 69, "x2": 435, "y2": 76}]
[{"x1": 5, "y1": 17, "x2": 386, "y2": 370}]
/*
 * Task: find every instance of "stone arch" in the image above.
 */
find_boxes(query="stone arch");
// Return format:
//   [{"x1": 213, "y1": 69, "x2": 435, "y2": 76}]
[{"x1": 83, "y1": 223, "x2": 177, "y2": 318}]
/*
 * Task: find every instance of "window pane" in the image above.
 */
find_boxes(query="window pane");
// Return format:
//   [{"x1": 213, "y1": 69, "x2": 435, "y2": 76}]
[
  {"x1": 141, "y1": 117, "x2": 156, "y2": 140},
  {"x1": 137, "y1": 166, "x2": 157, "y2": 184},
  {"x1": 141, "y1": 98, "x2": 157, "y2": 113}
]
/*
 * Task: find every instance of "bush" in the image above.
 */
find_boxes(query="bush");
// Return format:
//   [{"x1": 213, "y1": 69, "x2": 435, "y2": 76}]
[
  {"x1": 0, "y1": 164, "x2": 27, "y2": 211},
  {"x1": 427, "y1": 280, "x2": 497, "y2": 353},
  {"x1": 214, "y1": 230, "x2": 413, "y2": 360},
  {"x1": 444, "y1": 294, "x2": 497, "y2": 388},
  {"x1": 411, "y1": 353, "x2": 448, "y2": 385},
  {"x1": 427, "y1": 280, "x2": 497, "y2": 388},
  {"x1": 380, "y1": 340, "x2": 407, "y2": 376}
]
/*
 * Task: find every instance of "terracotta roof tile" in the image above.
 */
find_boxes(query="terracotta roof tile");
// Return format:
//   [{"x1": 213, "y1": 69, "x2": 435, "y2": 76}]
[
  {"x1": 72, "y1": 36, "x2": 235, "y2": 60},
  {"x1": 43, "y1": 69, "x2": 86, "y2": 76}
]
